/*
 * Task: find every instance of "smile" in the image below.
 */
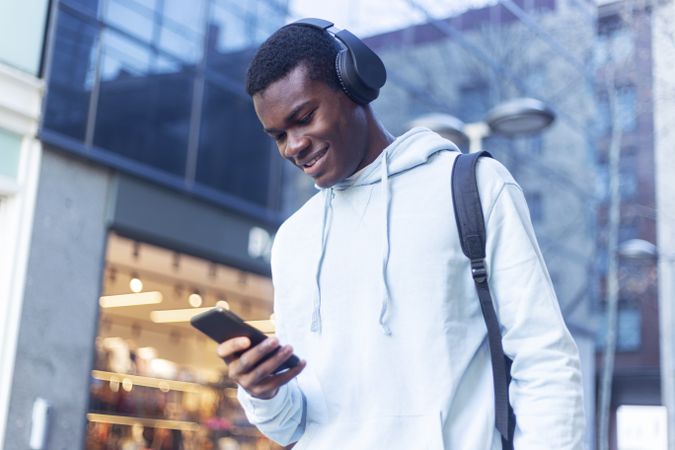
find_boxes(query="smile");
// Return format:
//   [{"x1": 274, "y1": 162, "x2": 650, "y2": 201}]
[{"x1": 300, "y1": 147, "x2": 328, "y2": 172}]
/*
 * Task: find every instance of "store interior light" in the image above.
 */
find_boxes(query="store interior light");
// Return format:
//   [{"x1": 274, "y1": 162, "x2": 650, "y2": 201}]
[
  {"x1": 188, "y1": 292, "x2": 203, "y2": 308},
  {"x1": 122, "y1": 378, "x2": 133, "y2": 392},
  {"x1": 150, "y1": 307, "x2": 212, "y2": 323},
  {"x1": 129, "y1": 274, "x2": 143, "y2": 293},
  {"x1": 216, "y1": 300, "x2": 230, "y2": 310},
  {"x1": 99, "y1": 291, "x2": 163, "y2": 308}
]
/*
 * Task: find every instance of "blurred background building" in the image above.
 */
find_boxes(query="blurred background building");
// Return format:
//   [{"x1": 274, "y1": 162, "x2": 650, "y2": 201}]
[{"x1": 0, "y1": 0, "x2": 672, "y2": 449}]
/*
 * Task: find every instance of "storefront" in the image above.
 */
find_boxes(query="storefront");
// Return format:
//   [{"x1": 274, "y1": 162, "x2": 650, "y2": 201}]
[{"x1": 85, "y1": 233, "x2": 280, "y2": 449}]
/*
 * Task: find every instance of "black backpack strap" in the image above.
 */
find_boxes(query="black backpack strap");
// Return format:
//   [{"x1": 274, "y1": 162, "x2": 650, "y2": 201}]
[{"x1": 451, "y1": 151, "x2": 516, "y2": 450}]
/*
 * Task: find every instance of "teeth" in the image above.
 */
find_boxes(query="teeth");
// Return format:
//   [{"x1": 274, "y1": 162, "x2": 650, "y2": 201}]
[{"x1": 303, "y1": 150, "x2": 325, "y2": 168}]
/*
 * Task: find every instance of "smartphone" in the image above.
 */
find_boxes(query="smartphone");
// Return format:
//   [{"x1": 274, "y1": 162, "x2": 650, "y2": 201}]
[{"x1": 190, "y1": 307, "x2": 300, "y2": 374}]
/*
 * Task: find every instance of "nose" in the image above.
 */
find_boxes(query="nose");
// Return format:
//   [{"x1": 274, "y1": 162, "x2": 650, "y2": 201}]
[{"x1": 283, "y1": 130, "x2": 310, "y2": 161}]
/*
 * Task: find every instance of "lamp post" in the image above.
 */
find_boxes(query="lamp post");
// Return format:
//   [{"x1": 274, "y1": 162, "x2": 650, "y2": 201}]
[
  {"x1": 619, "y1": 238, "x2": 675, "y2": 450},
  {"x1": 408, "y1": 97, "x2": 555, "y2": 151}
]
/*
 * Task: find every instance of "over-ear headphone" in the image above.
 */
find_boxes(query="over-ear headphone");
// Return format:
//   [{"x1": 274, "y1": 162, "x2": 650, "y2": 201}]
[{"x1": 287, "y1": 18, "x2": 387, "y2": 105}]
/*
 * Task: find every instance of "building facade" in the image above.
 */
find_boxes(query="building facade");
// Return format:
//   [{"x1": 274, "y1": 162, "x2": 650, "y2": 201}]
[
  {"x1": 1, "y1": 1, "x2": 293, "y2": 449},
  {"x1": 0, "y1": 0, "x2": 50, "y2": 447},
  {"x1": 593, "y1": 1, "x2": 664, "y2": 448}
]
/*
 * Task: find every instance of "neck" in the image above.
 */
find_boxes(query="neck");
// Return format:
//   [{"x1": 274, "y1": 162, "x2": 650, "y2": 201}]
[{"x1": 361, "y1": 107, "x2": 395, "y2": 168}]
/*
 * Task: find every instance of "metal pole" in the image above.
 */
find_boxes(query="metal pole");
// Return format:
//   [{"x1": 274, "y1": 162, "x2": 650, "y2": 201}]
[
  {"x1": 464, "y1": 122, "x2": 490, "y2": 153},
  {"x1": 598, "y1": 69, "x2": 622, "y2": 450}
]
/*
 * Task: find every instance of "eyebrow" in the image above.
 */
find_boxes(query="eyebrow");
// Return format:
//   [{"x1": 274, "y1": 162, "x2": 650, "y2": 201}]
[{"x1": 264, "y1": 101, "x2": 311, "y2": 134}]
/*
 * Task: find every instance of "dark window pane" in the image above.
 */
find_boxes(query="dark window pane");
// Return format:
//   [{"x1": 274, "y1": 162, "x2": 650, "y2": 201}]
[
  {"x1": 93, "y1": 30, "x2": 192, "y2": 176},
  {"x1": 62, "y1": 0, "x2": 104, "y2": 16},
  {"x1": 43, "y1": 10, "x2": 98, "y2": 141},
  {"x1": 196, "y1": 82, "x2": 276, "y2": 207}
]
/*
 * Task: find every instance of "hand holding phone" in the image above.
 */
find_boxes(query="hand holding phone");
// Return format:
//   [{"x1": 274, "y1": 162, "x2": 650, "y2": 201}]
[{"x1": 191, "y1": 307, "x2": 304, "y2": 399}]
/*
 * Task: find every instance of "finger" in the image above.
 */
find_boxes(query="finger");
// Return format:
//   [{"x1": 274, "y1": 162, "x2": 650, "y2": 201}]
[
  {"x1": 243, "y1": 345, "x2": 297, "y2": 385},
  {"x1": 216, "y1": 337, "x2": 251, "y2": 364},
  {"x1": 236, "y1": 337, "x2": 280, "y2": 373},
  {"x1": 248, "y1": 360, "x2": 307, "y2": 399}
]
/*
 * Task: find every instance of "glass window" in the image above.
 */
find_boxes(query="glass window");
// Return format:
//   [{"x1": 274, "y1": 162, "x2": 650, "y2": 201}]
[
  {"x1": 254, "y1": 0, "x2": 286, "y2": 41},
  {"x1": 157, "y1": 0, "x2": 205, "y2": 64},
  {"x1": 619, "y1": 153, "x2": 637, "y2": 199},
  {"x1": 62, "y1": 0, "x2": 105, "y2": 17},
  {"x1": 0, "y1": 128, "x2": 22, "y2": 180},
  {"x1": 104, "y1": 0, "x2": 155, "y2": 43},
  {"x1": 99, "y1": 29, "x2": 151, "y2": 79},
  {"x1": 0, "y1": 0, "x2": 50, "y2": 75},
  {"x1": 93, "y1": 30, "x2": 193, "y2": 176},
  {"x1": 43, "y1": 10, "x2": 99, "y2": 141},
  {"x1": 458, "y1": 82, "x2": 490, "y2": 123},
  {"x1": 616, "y1": 86, "x2": 637, "y2": 132},
  {"x1": 594, "y1": 305, "x2": 641, "y2": 352},
  {"x1": 206, "y1": 1, "x2": 255, "y2": 60},
  {"x1": 196, "y1": 81, "x2": 276, "y2": 207}
]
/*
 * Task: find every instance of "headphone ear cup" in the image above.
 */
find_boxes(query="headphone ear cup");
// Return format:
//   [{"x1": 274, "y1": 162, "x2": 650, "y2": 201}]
[{"x1": 335, "y1": 50, "x2": 379, "y2": 105}]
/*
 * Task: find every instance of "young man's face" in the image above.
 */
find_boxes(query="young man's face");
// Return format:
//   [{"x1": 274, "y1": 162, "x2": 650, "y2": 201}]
[{"x1": 253, "y1": 64, "x2": 370, "y2": 188}]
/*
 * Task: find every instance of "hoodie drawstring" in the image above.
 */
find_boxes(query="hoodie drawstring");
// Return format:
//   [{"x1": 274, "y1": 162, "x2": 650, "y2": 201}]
[
  {"x1": 379, "y1": 151, "x2": 393, "y2": 335},
  {"x1": 312, "y1": 188, "x2": 334, "y2": 333},
  {"x1": 312, "y1": 156, "x2": 394, "y2": 336}
]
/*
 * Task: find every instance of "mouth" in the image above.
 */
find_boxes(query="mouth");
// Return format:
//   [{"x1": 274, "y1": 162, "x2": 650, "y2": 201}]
[{"x1": 298, "y1": 147, "x2": 328, "y2": 175}]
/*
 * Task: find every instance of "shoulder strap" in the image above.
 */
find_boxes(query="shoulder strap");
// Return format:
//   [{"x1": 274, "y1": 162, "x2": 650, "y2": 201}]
[{"x1": 451, "y1": 151, "x2": 516, "y2": 450}]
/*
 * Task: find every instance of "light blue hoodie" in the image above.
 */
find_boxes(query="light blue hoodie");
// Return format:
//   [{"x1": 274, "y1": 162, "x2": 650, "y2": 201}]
[{"x1": 238, "y1": 128, "x2": 585, "y2": 449}]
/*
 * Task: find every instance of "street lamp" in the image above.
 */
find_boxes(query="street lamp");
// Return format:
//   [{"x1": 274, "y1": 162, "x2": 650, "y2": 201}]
[
  {"x1": 618, "y1": 238, "x2": 675, "y2": 450},
  {"x1": 408, "y1": 97, "x2": 556, "y2": 152}
]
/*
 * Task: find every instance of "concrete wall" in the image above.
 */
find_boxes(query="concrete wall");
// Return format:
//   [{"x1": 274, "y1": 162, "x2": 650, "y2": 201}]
[{"x1": 3, "y1": 150, "x2": 113, "y2": 450}]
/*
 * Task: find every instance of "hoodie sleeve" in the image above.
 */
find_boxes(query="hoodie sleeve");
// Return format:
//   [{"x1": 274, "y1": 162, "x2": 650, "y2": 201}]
[
  {"x1": 236, "y1": 379, "x2": 306, "y2": 445},
  {"x1": 479, "y1": 159, "x2": 586, "y2": 449}
]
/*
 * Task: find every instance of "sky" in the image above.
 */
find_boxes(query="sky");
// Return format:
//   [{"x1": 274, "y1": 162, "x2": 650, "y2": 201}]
[{"x1": 288, "y1": 0, "x2": 497, "y2": 37}]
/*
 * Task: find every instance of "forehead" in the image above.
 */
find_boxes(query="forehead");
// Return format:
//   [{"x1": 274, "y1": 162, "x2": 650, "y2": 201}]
[{"x1": 253, "y1": 65, "x2": 329, "y2": 125}]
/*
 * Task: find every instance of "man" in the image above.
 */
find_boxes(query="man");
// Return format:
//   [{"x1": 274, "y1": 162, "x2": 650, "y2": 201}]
[{"x1": 217, "y1": 20, "x2": 585, "y2": 449}]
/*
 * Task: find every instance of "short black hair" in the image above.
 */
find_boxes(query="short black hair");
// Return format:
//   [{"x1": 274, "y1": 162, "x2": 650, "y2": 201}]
[{"x1": 245, "y1": 24, "x2": 342, "y2": 97}]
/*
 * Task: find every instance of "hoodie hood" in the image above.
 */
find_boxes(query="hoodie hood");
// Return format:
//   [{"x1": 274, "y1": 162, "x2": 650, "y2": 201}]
[
  {"x1": 311, "y1": 128, "x2": 460, "y2": 335},
  {"x1": 333, "y1": 127, "x2": 460, "y2": 190}
]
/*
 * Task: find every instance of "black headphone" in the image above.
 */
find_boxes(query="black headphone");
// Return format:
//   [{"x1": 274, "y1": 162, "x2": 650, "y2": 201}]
[{"x1": 287, "y1": 18, "x2": 387, "y2": 105}]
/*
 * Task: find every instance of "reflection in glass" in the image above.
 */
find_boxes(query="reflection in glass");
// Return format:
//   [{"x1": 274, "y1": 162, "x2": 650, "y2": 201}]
[
  {"x1": 43, "y1": 10, "x2": 99, "y2": 141},
  {"x1": 105, "y1": 0, "x2": 155, "y2": 42},
  {"x1": 94, "y1": 30, "x2": 193, "y2": 176},
  {"x1": 43, "y1": 0, "x2": 290, "y2": 214},
  {"x1": 99, "y1": 30, "x2": 151, "y2": 80},
  {"x1": 207, "y1": 1, "x2": 253, "y2": 54},
  {"x1": 157, "y1": 0, "x2": 206, "y2": 64},
  {"x1": 62, "y1": 0, "x2": 104, "y2": 16},
  {"x1": 196, "y1": 81, "x2": 276, "y2": 207}
]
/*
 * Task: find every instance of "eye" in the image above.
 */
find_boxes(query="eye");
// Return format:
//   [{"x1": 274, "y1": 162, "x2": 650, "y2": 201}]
[
  {"x1": 274, "y1": 131, "x2": 286, "y2": 142},
  {"x1": 297, "y1": 110, "x2": 315, "y2": 125}
]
